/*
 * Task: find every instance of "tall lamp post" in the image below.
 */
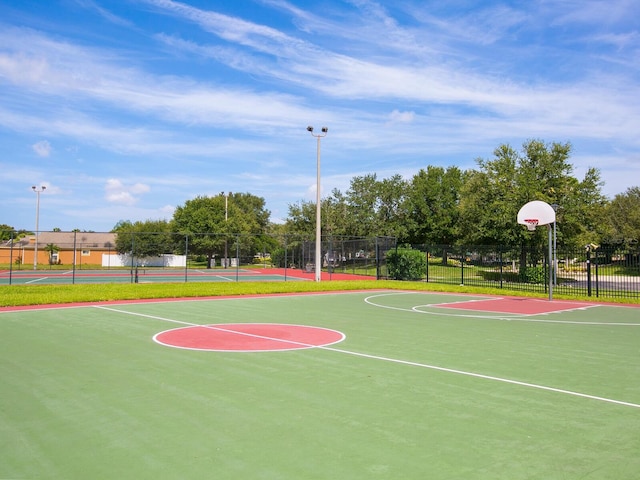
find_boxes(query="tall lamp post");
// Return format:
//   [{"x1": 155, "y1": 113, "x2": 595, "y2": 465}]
[
  {"x1": 32, "y1": 185, "x2": 46, "y2": 270},
  {"x1": 224, "y1": 191, "x2": 232, "y2": 268},
  {"x1": 307, "y1": 126, "x2": 328, "y2": 282}
]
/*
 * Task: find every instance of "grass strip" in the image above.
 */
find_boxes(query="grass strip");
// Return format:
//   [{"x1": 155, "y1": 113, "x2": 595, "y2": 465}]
[{"x1": 1, "y1": 280, "x2": 638, "y2": 307}]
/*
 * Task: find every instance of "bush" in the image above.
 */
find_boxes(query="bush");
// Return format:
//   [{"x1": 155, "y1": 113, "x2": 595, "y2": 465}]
[
  {"x1": 519, "y1": 266, "x2": 546, "y2": 284},
  {"x1": 386, "y1": 248, "x2": 427, "y2": 281}
]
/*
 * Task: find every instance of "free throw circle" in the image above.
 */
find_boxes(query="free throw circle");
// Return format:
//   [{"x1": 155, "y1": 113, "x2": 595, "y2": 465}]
[{"x1": 153, "y1": 323, "x2": 345, "y2": 352}]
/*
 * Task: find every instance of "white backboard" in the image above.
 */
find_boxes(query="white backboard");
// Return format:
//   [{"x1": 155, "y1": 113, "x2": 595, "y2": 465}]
[{"x1": 517, "y1": 200, "x2": 556, "y2": 227}]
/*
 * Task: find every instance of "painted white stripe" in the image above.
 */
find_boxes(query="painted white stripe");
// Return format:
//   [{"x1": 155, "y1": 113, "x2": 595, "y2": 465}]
[
  {"x1": 25, "y1": 277, "x2": 48, "y2": 284},
  {"x1": 365, "y1": 293, "x2": 640, "y2": 326},
  {"x1": 320, "y1": 346, "x2": 640, "y2": 409},
  {"x1": 96, "y1": 305, "x2": 343, "y2": 346},
  {"x1": 94, "y1": 305, "x2": 640, "y2": 409},
  {"x1": 95, "y1": 305, "x2": 196, "y2": 326}
]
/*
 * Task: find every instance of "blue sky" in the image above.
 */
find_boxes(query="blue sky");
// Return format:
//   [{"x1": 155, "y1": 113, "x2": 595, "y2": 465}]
[{"x1": 1, "y1": 0, "x2": 638, "y2": 232}]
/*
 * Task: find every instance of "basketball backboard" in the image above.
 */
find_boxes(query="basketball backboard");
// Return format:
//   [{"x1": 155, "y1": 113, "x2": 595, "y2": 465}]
[{"x1": 517, "y1": 200, "x2": 556, "y2": 230}]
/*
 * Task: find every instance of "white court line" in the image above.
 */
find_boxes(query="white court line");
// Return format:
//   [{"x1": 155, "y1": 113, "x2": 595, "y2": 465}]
[
  {"x1": 321, "y1": 346, "x2": 640, "y2": 409},
  {"x1": 365, "y1": 292, "x2": 640, "y2": 326},
  {"x1": 94, "y1": 305, "x2": 640, "y2": 409},
  {"x1": 25, "y1": 277, "x2": 48, "y2": 284},
  {"x1": 95, "y1": 306, "x2": 344, "y2": 350}
]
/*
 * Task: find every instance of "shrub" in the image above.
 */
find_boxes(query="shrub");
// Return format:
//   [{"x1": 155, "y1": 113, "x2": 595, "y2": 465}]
[
  {"x1": 519, "y1": 266, "x2": 546, "y2": 284},
  {"x1": 386, "y1": 248, "x2": 427, "y2": 281}
]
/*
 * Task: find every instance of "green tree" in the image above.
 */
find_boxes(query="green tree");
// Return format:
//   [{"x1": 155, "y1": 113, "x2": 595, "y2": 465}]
[
  {"x1": 458, "y1": 143, "x2": 524, "y2": 246},
  {"x1": 345, "y1": 174, "x2": 380, "y2": 237},
  {"x1": 458, "y1": 140, "x2": 605, "y2": 249},
  {"x1": 345, "y1": 173, "x2": 408, "y2": 238},
  {"x1": 323, "y1": 189, "x2": 350, "y2": 237},
  {"x1": 377, "y1": 175, "x2": 410, "y2": 239},
  {"x1": 112, "y1": 219, "x2": 173, "y2": 260},
  {"x1": 285, "y1": 189, "x2": 350, "y2": 239},
  {"x1": 405, "y1": 166, "x2": 463, "y2": 245},
  {"x1": 556, "y1": 168, "x2": 609, "y2": 249},
  {"x1": 286, "y1": 175, "x2": 408, "y2": 240},
  {"x1": 0, "y1": 224, "x2": 15, "y2": 241},
  {"x1": 0, "y1": 227, "x2": 31, "y2": 242},
  {"x1": 171, "y1": 193, "x2": 270, "y2": 268},
  {"x1": 285, "y1": 200, "x2": 316, "y2": 236},
  {"x1": 605, "y1": 187, "x2": 640, "y2": 246}
]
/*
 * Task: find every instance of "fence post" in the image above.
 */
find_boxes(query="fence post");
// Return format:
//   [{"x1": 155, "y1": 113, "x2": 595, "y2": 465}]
[
  {"x1": 72, "y1": 231, "x2": 77, "y2": 285},
  {"x1": 499, "y1": 246, "x2": 503, "y2": 288},
  {"x1": 9, "y1": 231, "x2": 14, "y2": 285},
  {"x1": 594, "y1": 249, "x2": 599, "y2": 297},
  {"x1": 329, "y1": 236, "x2": 334, "y2": 279},
  {"x1": 130, "y1": 234, "x2": 135, "y2": 283},
  {"x1": 460, "y1": 247, "x2": 464, "y2": 285},
  {"x1": 375, "y1": 237, "x2": 379, "y2": 280},
  {"x1": 586, "y1": 247, "x2": 592, "y2": 297},
  {"x1": 284, "y1": 235, "x2": 288, "y2": 281},
  {"x1": 543, "y1": 250, "x2": 548, "y2": 296},
  {"x1": 184, "y1": 235, "x2": 189, "y2": 283},
  {"x1": 236, "y1": 235, "x2": 240, "y2": 281},
  {"x1": 425, "y1": 247, "x2": 429, "y2": 282}
]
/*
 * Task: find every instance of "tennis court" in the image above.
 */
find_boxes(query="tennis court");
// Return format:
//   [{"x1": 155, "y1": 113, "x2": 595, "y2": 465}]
[
  {"x1": 0, "y1": 267, "x2": 373, "y2": 285},
  {"x1": 2, "y1": 291, "x2": 639, "y2": 479}
]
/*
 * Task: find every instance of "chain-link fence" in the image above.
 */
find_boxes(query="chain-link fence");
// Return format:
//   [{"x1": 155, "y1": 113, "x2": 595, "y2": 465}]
[
  {"x1": 2, "y1": 229, "x2": 638, "y2": 299},
  {"x1": 0, "y1": 231, "x2": 396, "y2": 285}
]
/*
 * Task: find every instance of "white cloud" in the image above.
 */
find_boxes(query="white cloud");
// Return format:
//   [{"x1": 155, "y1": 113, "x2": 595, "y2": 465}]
[
  {"x1": 32, "y1": 140, "x2": 52, "y2": 157},
  {"x1": 105, "y1": 178, "x2": 150, "y2": 205},
  {"x1": 388, "y1": 110, "x2": 415, "y2": 124}
]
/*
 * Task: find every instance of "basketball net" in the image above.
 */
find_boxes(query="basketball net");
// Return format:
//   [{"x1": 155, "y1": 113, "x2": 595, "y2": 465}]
[{"x1": 524, "y1": 219, "x2": 539, "y2": 231}]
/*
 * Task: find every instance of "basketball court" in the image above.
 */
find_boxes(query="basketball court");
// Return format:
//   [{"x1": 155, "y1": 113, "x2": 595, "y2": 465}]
[{"x1": 2, "y1": 290, "x2": 639, "y2": 478}]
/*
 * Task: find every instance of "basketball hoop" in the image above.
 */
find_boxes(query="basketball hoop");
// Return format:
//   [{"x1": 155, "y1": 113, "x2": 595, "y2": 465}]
[{"x1": 517, "y1": 200, "x2": 556, "y2": 302}]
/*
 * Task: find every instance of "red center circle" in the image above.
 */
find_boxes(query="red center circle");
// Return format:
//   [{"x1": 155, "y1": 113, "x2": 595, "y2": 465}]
[{"x1": 153, "y1": 323, "x2": 345, "y2": 352}]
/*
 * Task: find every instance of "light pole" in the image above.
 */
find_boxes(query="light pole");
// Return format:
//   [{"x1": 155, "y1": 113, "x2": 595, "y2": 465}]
[
  {"x1": 307, "y1": 126, "x2": 328, "y2": 282},
  {"x1": 32, "y1": 185, "x2": 46, "y2": 270},
  {"x1": 222, "y1": 191, "x2": 232, "y2": 268}
]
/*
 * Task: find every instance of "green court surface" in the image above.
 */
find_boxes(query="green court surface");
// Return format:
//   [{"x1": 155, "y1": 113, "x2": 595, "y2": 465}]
[{"x1": 1, "y1": 291, "x2": 639, "y2": 479}]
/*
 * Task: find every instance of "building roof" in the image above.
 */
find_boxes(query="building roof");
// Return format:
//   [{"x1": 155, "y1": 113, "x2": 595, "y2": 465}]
[{"x1": 1, "y1": 232, "x2": 116, "y2": 249}]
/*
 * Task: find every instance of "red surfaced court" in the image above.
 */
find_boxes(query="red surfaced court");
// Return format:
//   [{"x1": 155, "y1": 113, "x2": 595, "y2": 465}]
[
  {"x1": 153, "y1": 323, "x2": 345, "y2": 352},
  {"x1": 438, "y1": 297, "x2": 591, "y2": 315}
]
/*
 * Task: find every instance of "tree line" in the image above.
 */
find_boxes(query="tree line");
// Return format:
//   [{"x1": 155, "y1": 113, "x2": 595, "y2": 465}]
[
  {"x1": 286, "y1": 139, "x2": 639, "y2": 251},
  {"x1": 5, "y1": 139, "x2": 637, "y2": 262}
]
